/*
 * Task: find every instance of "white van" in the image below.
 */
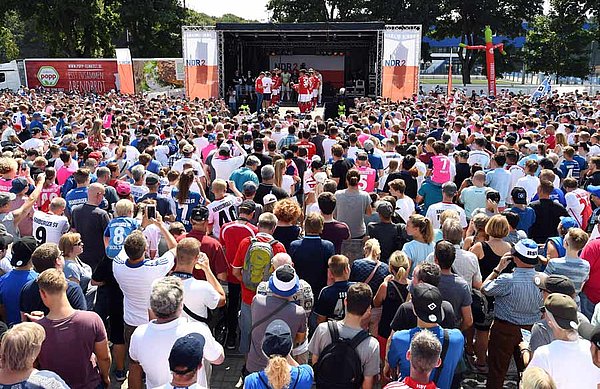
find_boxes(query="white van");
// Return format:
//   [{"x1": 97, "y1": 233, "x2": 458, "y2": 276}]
[{"x1": 0, "y1": 61, "x2": 21, "y2": 91}]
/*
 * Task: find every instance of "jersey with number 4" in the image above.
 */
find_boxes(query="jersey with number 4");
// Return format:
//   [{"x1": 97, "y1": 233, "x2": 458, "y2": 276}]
[
  {"x1": 207, "y1": 195, "x2": 242, "y2": 237},
  {"x1": 104, "y1": 217, "x2": 140, "y2": 258},
  {"x1": 32, "y1": 211, "x2": 70, "y2": 245},
  {"x1": 565, "y1": 188, "x2": 593, "y2": 230},
  {"x1": 357, "y1": 166, "x2": 377, "y2": 193}
]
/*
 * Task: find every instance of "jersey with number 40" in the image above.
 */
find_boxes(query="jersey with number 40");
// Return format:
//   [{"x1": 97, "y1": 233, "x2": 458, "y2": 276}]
[
  {"x1": 32, "y1": 211, "x2": 70, "y2": 245},
  {"x1": 207, "y1": 194, "x2": 242, "y2": 237},
  {"x1": 103, "y1": 217, "x2": 140, "y2": 259}
]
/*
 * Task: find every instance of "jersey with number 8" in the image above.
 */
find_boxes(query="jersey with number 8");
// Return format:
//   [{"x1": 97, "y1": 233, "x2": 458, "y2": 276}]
[{"x1": 104, "y1": 217, "x2": 141, "y2": 259}]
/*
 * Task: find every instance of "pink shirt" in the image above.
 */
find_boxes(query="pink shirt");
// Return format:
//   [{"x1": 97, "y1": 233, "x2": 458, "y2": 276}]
[
  {"x1": 0, "y1": 177, "x2": 12, "y2": 193},
  {"x1": 357, "y1": 166, "x2": 376, "y2": 192},
  {"x1": 56, "y1": 166, "x2": 76, "y2": 186},
  {"x1": 358, "y1": 133, "x2": 371, "y2": 146},
  {"x1": 431, "y1": 155, "x2": 451, "y2": 184}
]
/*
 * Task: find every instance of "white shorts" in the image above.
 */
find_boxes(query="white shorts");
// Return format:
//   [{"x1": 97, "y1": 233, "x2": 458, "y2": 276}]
[
  {"x1": 272, "y1": 89, "x2": 279, "y2": 96},
  {"x1": 298, "y1": 94, "x2": 311, "y2": 103},
  {"x1": 311, "y1": 90, "x2": 318, "y2": 98}
]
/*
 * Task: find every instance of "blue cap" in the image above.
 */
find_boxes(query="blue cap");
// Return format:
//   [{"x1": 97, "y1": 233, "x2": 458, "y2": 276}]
[
  {"x1": 10, "y1": 177, "x2": 34, "y2": 195},
  {"x1": 168, "y1": 333, "x2": 205, "y2": 374},
  {"x1": 512, "y1": 239, "x2": 540, "y2": 265},
  {"x1": 268, "y1": 264, "x2": 299, "y2": 297},
  {"x1": 560, "y1": 216, "x2": 578, "y2": 230},
  {"x1": 76, "y1": 132, "x2": 86, "y2": 138},
  {"x1": 207, "y1": 133, "x2": 216, "y2": 143},
  {"x1": 588, "y1": 185, "x2": 600, "y2": 198},
  {"x1": 33, "y1": 112, "x2": 43, "y2": 118}
]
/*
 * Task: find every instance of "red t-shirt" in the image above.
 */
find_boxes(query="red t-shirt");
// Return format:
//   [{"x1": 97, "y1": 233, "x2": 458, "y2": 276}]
[
  {"x1": 38, "y1": 184, "x2": 61, "y2": 213},
  {"x1": 185, "y1": 230, "x2": 229, "y2": 280},
  {"x1": 384, "y1": 377, "x2": 438, "y2": 389},
  {"x1": 297, "y1": 140, "x2": 317, "y2": 159},
  {"x1": 295, "y1": 76, "x2": 311, "y2": 95},
  {"x1": 255, "y1": 77, "x2": 264, "y2": 93},
  {"x1": 272, "y1": 75, "x2": 282, "y2": 89},
  {"x1": 582, "y1": 238, "x2": 600, "y2": 303},
  {"x1": 220, "y1": 220, "x2": 258, "y2": 284},
  {"x1": 232, "y1": 232, "x2": 286, "y2": 305}
]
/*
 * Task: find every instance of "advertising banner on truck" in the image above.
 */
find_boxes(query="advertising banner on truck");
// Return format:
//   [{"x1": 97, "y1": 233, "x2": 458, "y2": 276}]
[{"x1": 25, "y1": 59, "x2": 118, "y2": 94}]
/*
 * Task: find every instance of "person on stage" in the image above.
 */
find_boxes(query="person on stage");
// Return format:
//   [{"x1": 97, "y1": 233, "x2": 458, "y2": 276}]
[{"x1": 292, "y1": 69, "x2": 312, "y2": 114}]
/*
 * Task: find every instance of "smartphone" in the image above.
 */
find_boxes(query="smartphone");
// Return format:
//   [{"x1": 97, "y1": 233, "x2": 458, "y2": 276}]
[
  {"x1": 146, "y1": 204, "x2": 156, "y2": 220},
  {"x1": 521, "y1": 329, "x2": 531, "y2": 343},
  {"x1": 21, "y1": 162, "x2": 28, "y2": 171}
]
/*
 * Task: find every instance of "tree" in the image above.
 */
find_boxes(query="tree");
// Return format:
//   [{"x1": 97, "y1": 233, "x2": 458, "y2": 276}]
[
  {"x1": 524, "y1": 0, "x2": 594, "y2": 82},
  {"x1": 0, "y1": 11, "x2": 23, "y2": 61},
  {"x1": 267, "y1": 0, "x2": 368, "y2": 22},
  {"x1": 432, "y1": 0, "x2": 543, "y2": 84}
]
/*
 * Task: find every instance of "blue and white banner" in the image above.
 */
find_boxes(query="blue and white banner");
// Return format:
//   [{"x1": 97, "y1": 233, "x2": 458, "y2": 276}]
[{"x1": 530, "y1": 77, "x2": 552, "y2": 103}]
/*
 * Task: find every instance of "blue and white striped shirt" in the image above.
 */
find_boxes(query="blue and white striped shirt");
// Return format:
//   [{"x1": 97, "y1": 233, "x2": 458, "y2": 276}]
[
  {"x1": 544, "y1": 256, "x2": 590, "y2": 295},
  {"x1": 483, "y1": 267, "x2": 542, "y2": 325}
]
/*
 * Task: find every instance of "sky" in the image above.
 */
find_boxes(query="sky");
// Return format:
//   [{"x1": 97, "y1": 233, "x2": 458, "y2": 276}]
[{"x1": 187, "y1": 0, "x2": 270, "y2": 21}]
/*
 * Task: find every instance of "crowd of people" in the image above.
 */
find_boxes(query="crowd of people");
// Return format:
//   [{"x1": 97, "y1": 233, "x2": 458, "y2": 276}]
[{"x1": 0, "y1": 85, "x2": 599, "y2": 389}]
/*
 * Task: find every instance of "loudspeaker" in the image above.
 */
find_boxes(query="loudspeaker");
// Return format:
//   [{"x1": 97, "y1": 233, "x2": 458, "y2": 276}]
[{"x1": 323, "y1": 102, "x2": 337, "y2": 120}]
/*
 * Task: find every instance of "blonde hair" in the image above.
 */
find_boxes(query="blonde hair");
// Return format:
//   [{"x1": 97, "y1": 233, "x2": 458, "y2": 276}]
[
  {"x1": 409, "y1": 214, "x2": 434, "y2": 243},
  {"x1": 521, "y1": 367, "x2": 556, "y2": 389},
  {"x1": 439, "y1": 209, "x2": 459, "y2": 226},
  {"x1": 389, "y1": 251, "x2": 410, "y2": 280},
  {"x1": 115, "y1": 199, "x2": 134, "y2": 217},
  {"x1": 364, "y1": 238, "x2": 381, "y2": 260},
  {"x1": 58, "y1": 232, "x2": 81, "y2": 257},
  {"x1": 264, "y1": 356, "x2": 291, "y2": 389},
  {"x1": 37, "y1": 268, "x2": 68, "y2": 295},
  {"x1": 211, "y1": 179, "x2": 227, "y2": 194},
  {"x1": 274, "y1": 159, "x2": 286, "y2": 188},
  {"x1": 0, "y1": 322, "x2": 46, "y2": 371},
  {"x1": 485, "y1": 214, "x2": 510, "y2": 239},
  {"x1": 0, "y1": 157, "x2": 17, "y2": 175}
]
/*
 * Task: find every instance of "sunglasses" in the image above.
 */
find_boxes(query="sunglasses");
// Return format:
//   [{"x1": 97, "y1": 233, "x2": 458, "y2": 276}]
[{"x1": 75, "y1": 241, "x2": 84, "y2": 246}]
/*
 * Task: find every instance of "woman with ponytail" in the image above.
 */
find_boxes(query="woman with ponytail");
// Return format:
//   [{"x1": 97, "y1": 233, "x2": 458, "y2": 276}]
[
  {"x1": 403, "y1": 214, "x2": 435, "y2": 274},
  {"x1": 373, "y1": 250, "x2": 410, "y2": 381},
  {"x1": 244, "y1": 319, "x2": 313, "y2": 389}
]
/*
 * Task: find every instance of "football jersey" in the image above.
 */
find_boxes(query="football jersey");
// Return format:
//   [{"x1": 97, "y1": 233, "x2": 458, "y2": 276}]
[
  {"x1": 565, "y1": 189, "x2": 593, "y2": 230},
  {"x1": 65, "y1": 187, "x2": 89, "y2": 211},
  {"x1": 207, "y1": 195, "x2": 242, "y2": 237},
  {"x1": 172, "y1": 189, "x2": 205, "y2": 231},
  {"x1": 356, "y1": 166, "x2": 377, "y2": 193},
  {"x1": 32, "y1": 210, "x2": 70, "y2": 245},
  {"x1": 296, "y1": 76, "x2": 311, "y2": 95},
  {"x1": 104, "y1": 217, "x2": 141, "y2": 258},
  {"x1": 130, "y1": 185, "x2": 150, "y2": 203},
  {"x1": 38, "y1": 184, "x2": 61, "y2": 213},
  {"x1": 425, "y1": 202, "x2": 468, "y2": 230},
  {"x1": 430, "y1": 155, "x2": 452, "y2": 184}
]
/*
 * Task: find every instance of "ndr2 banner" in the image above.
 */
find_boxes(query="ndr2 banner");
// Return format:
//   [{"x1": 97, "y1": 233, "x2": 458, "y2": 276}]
[
  {"x1": 382, "y1": 26, "x2": 422, "y2": 101},
  {"x1": 182, "y1": 28, "x2": 218, "y2": 100}
]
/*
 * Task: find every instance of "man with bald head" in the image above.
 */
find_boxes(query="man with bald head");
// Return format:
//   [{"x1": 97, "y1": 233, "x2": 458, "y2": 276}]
[{"x1": 71, "y1": 183, "x2": 110, "y2": 270}]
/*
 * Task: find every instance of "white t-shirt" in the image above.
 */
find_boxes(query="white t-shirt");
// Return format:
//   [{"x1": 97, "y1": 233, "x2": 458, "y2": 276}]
[
  {"x1": 172, "y1": 158, "x2": 204, "y2": 176},
  {"x1": 20, "y1": 138, "x2": 45, "y2": 151},
  {"x1": 113, "y1": 250, "x2": 175, "y2": 326},
  {"x1": 528, "y1": 339, "x2": 600, "y2": 389},
  {"x1": 322, "y1": 138, "x2": 337, "y2": 162},
  {"x1": 425, "y1": 202, "x2": 468, "y2": 230},
  {"x1": 154, "y1": 384, "x2": 207, "y2": 389},
  {"x1": 154, "y1": 145, "x2": 171, "y2": 166},
  {"x1": 180, "y1": 277, "x2": 221, "y2": 321},
  {"x1": 32, "y1": 211, "x2": 70, "y2": 245},
  {"x1": 507, "y1": 164, "x2": 525, "y2": 191},
  {"x1": 1, "y1": 127, "x2": 16, "y2": 142},
  {"x1": 211, "y1": 155, "x2": 245, "y2": 181},
  {"x1": 207, "y1": 195, "x2": 242, "y2": 237},
  {"x1": 193, "y1": 137, "x2": 209, "y2": 158},
  {"x1": 53, "y1": 158, "x2": 78, "y2": 171},
  {"x1": 129, "y1": 317, "x2": 223, "y2": 389},
  {"x1": 395, "y1": 196, "x2": 415, "y2": 224},
  {"x1": 131, "y1": 185, "x2": 150, "y2": 202},
  {"x1": 143, "y1": 224, "x2": 162, "y2": 259},
  {"x1": 125, "y1": 145, "x2": 141, "y2": 165},
  {"x1": 516, "y1": 175, "x2": 540, "y2": 202},
  {"x1": 262, "y1": 77, "x2": 273, "y2": 93},
  {"x1": 468, "y1": 150, "x2": 491, "y2": 169}
]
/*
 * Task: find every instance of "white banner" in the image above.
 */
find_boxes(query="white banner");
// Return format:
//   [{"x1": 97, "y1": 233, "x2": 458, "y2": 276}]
[
  {"x1": 182, "y1": 28, "x2": 218, "y2": 99},
  {"x1": 382, "y1": 26, "x2": 422, "y2": 100},
  {"x1": 269, "y1": 55, "x2": 344, "y2": 72}
]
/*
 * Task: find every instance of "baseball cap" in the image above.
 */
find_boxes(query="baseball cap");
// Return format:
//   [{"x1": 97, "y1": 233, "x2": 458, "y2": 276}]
[
  {"x1": 486, "y1": 190, "x2": 501, "y2": 203},
  {"x1": 238, "y1": 200, "x2": 256, "y2": 215},
  {"x1": 412, "y1": 283, "x2": 443, "y2": 324},
  {"x1": 363, "y1": 139, "x2": 375, "y2": 151},
  {"x1": 182, "y1": 144, "x2": 194, "y2": 154},
  {"x1": 0, "y1": 192, "x2": 16, "y2": 207},
  {"x1": 191, "y1": 205, "x2": 209, "y2": 221},
  {"x1": 534, "y1": 274, "x2": 576, "y2": 297},
  {"x1": 268, "y1": 264, "x2": 300, "y2": 297},
  {"x1": 243, "y1": 181, "x2": 258, "y2": 195},
  {"x1": 219, "y1": 143, "x2": 230, "y2": 153},
  {"x1": 376, "y1": 201, "x2": 394, "y2": 219},
  {"x1": 207, "y1": 133, "x2": 216, "y2": 143},
  {"x1": 264, "y1": 194, "x2": 277, "y2": 206},
  {"x1": 168, "y1": 333, "x2": 205, "y2": 375},
  {"x1": 511, "y1": 239, "x2": 541, "y2": 265},
  {"x1": 283, "y1": 150, "x2": 294, "y2": 160},
  {"x1": 559, "y1": 216, "x2": 578, "y2": 230},
  {"x1": 442, "y1": 182, "x2": 458, "y2": 196},
  {"x1": 116, "y1": 181, "x2": 131, "y2": 196},
  {"x1": 246, "y1": 155, "x2": 261, "y2": 166},
  {"x1": 145, "y1": 175, "x2": 159, "y2": 186},
  {"x1": 544, "y1": 293, "x2": 579, "y2": 330},
  {"x1": 11, "y1": 236, "x2": 38, "y2": 267},
  {"x1": 578, "y1": 322, "x2": 600, "y2": 349},
  {"x1": 587, "y1": 185, "x2": 600, "y2": 198},
  {"x1": 262, "y1": 319, "x2": 293, "y2": 358},
  {"x1": 511, "y1": 187, "x2": 527, "y2": 205},
  {"x1": 10, "y1": 177, "x2": 34, "y2": 195}
]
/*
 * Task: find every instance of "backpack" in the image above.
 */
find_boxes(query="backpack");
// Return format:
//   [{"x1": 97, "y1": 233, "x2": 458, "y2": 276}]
[
  {"x1": 242, "y1": 237, "x2": 277, "y2": 292},
  {"x1": 314, "y1": 321, "x2": 371, "y2": 389}
]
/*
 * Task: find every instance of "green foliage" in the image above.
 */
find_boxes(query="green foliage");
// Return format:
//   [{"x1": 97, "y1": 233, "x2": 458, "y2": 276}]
[
  {"x1": 524, "y1": 0, "x2": 594, "y2": 81},
  {"x1": 0, "y1": 11, "x2": 23, "y2": 61}
]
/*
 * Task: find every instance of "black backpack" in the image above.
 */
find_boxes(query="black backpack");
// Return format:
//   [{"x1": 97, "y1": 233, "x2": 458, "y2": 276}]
[{"x1": 314, "y1": 321, "x2": 371, "y2": 389}]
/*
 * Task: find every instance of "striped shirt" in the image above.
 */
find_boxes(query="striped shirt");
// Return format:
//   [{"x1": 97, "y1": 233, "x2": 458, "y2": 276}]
[
  {"x1": 277, "y1": 134, "x2": 299, "y2": 149},
  {"x1": 544, "y1": 256, "x2": 590, "y2": 295},
  {"x1": 483, "y1": 267, "x2": 542, "y2": 325}
]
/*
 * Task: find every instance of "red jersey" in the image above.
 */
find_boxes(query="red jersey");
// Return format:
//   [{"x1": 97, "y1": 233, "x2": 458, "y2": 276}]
[
  {"x1": 272, "y1": 75, "x2": 282, "y2": 90},
  {"x1": 255, "y1": 77, "x2": 264, "y2": 93},
  {"x1": 38, "y1": 184, "x2": 61, "y2": 213},
  {"x1": 297, "y1": 140, "x2": 316, "y2": 159},
  {"x1": 185, "y1": 230, "x2": 229, "y2": 281},
  {"x1": 220, "y1": 220, "x2": 258, "y2": 284},
  {"x1": 384, "y1": 377, "x2": 438, "y2": 389},
  {"x1": 311, "y1": 76, "x2": 320, "y2": 90},
  {"x1": 295, "y1": 75, "x2": 312, "y2": 95},
  {"x1": 232, "y1": 232, "x2": 286, "y2": 305}
]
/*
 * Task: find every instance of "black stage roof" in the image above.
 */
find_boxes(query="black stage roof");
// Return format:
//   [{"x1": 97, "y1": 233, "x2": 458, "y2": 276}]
[{"x1": 215, "y1": 22, "x2": 386, "y2": 32}]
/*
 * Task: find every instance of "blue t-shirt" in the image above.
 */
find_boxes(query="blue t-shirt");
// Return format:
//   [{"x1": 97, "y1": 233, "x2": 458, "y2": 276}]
[
  {"x1": 230, "y1": 167, "x2": 259, "y2": 192},
  {"x1": 574, "y1": 154, "x2": 588, "y2": 171},
  {"x1": 510, "y1": 206, "x2": 537, "y2": 234},
  {"x1": 0, "y1": 269, "x2": 38, "y2": 325},
  {"x1": 313, "y1": 280, "x2": 354, "y2": 320},
  {"x1": 531, "y1": 188, "x2": 566, "y2": 207},
  {"x1": 560, "y1": 160, "x2": 581, "y2": 179},
  {"x1": 65, "y1": 187, "x2": 89, "y2": 211},
  {"x1": 367, "y1": 154, "x2": 384, "y2": 177},
  {"x1": 172, "y1": 188, "x2": 205, "y2": 231},
  {"x1": 417, "y1": 181, "x2": 442, "y2": 214},
  {"x1": 403, "y1": 240, "x2": 435, "y2": 274},
  {"x1": 486, "y1": 168, "x2": 512, "y2": 207},
  {"x1": 103, "y1": 217, "x2": 140, "y2": 258},
  {"x1": 244, "y1": 364, "x2": 314, "y2": 389},
  {"x1": 388, "y1": 326, "x2": 464, "y2": 389}
]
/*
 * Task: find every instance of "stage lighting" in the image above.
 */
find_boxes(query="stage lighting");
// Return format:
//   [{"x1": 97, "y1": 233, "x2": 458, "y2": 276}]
[
  {"x1": 307, "y1": 33, "x2": 311, "y2": 39},
  {"x1": 254, "y1": 34, "x2": 258, "y2": 38},
  {"x1": 358, "y1": 33, "x2": 362, "y2": 38}
]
